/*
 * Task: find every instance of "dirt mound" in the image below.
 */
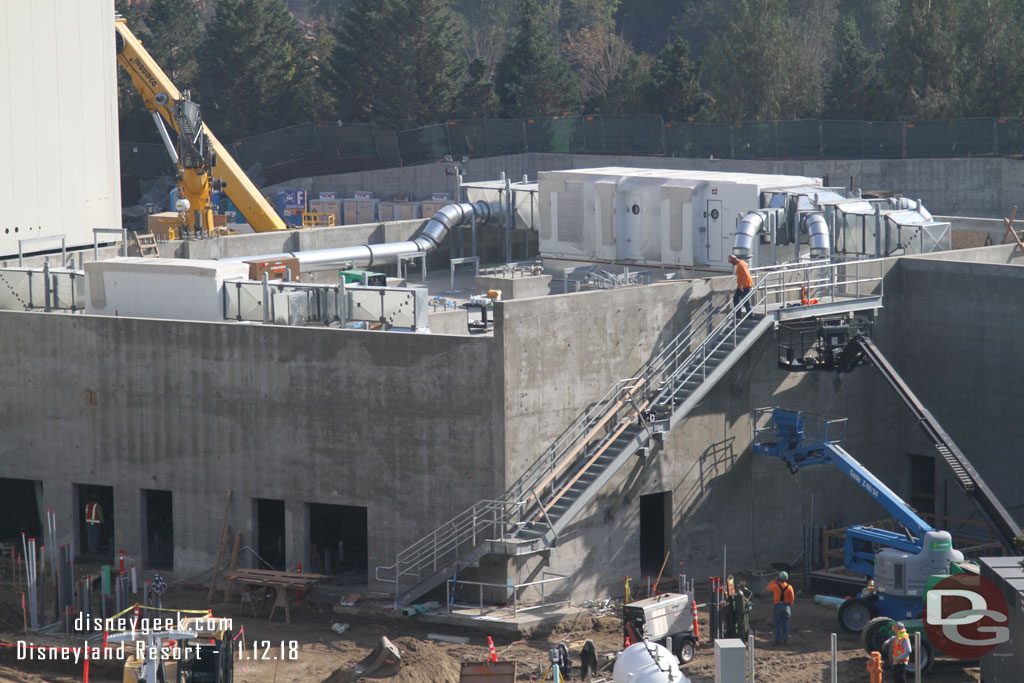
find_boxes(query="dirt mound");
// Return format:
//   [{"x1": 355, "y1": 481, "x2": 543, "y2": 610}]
[{"x1": 322, "y1": 636, "x2": 462, "y2": 683}]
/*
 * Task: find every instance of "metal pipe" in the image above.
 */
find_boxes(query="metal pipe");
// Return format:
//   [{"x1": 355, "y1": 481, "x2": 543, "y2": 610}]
[
  {"x1": 804, "y1": 212, "x2": 830, "y2": 258},
  {"x1": 732, "y1": 211, "x2": 765, "y2": 259},
  {"x1": 151, "y1": 112, "x2": 179, "y2": 165},
  {"x1": 223, "y1": 201, "x2": 499, "y2": 270}
]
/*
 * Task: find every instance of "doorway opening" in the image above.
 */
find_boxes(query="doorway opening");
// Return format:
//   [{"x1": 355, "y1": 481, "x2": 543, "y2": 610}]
[
  {"x1": 0, "y1": 478, "x2": 42, "y2": 543},
  {"x1": 255, "y1": 498, "x2": 286, "y2": 570},
  {"x1": 141, "y1": 489, "x2": 174, "y2": 571},
  {"x1": 639, "y1": 491, "x2": 672, "y2": 577},
  {"x1": 308, "y1": 503, "x2": 367, "y2": 583}
]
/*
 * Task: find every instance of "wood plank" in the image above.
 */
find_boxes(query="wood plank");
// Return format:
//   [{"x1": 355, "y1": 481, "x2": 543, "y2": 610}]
[
  {"x1": 528, "y1": 378, "x2": 645, "y2": 505},
  {"x1": 206, "y1": 490, "x2": 232, "y2": 604},
  {"x1": 535, "y1": 398, "x2": 651, "y2": 522},
  {"x1": 223, "y1": 531, "x2": 242, "y2": 602}
]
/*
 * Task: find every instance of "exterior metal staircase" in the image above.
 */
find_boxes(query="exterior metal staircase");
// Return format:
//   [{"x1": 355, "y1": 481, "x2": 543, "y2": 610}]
[{"x1": 376, "y1": 281, "x2": 775, "y2": 606}]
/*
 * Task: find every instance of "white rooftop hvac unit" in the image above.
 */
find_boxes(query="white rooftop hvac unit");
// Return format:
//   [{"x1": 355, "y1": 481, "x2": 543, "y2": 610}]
[{"x1": 537, "y1": 167, "x2": 821, "y2": 269}]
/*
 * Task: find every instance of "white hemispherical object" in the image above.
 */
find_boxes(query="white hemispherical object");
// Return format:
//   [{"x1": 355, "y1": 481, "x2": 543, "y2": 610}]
[{"x1": 612, "y1": 641, "x2": 689, "y2": 683}]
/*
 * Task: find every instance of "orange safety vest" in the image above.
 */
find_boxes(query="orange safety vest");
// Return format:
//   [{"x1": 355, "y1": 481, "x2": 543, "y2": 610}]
[
  {"x1": 85, "y1": 501, "x2": 102, "y2": 525},
  {"x1": 890, "y1": 634, "x2": 910, "y2": 663}
]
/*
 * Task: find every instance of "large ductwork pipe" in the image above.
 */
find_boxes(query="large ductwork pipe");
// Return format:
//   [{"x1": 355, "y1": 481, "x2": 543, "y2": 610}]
[
  {"x1": 224, "y1": 201, "x2": 498, "y2": 269},
  {"x1": 804, "y1": 212, "x2": 830, "y2": 258},
  {"x1": 732, "y1": 211, "x2": 766, "y2": 259}
]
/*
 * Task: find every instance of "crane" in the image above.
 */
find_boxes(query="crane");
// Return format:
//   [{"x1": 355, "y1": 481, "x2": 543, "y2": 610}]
[{"x1": 114, "y1": 17, "x2": 287, "y2": 235}]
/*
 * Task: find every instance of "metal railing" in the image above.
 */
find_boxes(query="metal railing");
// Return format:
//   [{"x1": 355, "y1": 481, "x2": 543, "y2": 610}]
[
  {"x1": 755, "y1": 257, "x2": 886, "y2": 310},
  {"x1": 752, "y1": 407, "x2": 849, "y2": 453},
  {"x1": 446, "y1": 572, "x2": 569, "y2": 617},
  {"x1": 222, "y1": 278, "x2": 344, "y2": 325},
  {"x1": 0, "y1": 266, "x2": 84, "y2": 312},
  {"x1": 376, "y1": 258, "x2": 888, "y2": 601}
]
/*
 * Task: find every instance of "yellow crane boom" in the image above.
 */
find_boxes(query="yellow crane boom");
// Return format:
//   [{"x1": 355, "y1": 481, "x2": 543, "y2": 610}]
[{"x1": 115, "y1": 18, "x2": 287, "y2": 233}]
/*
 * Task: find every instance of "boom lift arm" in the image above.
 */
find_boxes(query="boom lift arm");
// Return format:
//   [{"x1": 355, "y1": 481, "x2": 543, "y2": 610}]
[
  {"x1": 114, "y1": 18, "x2": 286, "y2": 234},
  {"x1": 753, "y1": 408, "x2": 949, "y2": 576}
]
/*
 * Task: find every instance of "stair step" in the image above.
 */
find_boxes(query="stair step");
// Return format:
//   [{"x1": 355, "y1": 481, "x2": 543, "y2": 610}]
[{"x1": 935, "y1": 444, "x2": 975, "y2": 491}]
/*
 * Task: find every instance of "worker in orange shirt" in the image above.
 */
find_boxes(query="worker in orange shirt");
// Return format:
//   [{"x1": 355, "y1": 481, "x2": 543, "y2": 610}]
[
  {"x1": 727, "y1": 254, "x2": 754, "y2": 318},
  {"x1": 766, "y1": 570, "x2": 795, "y2": 644}
]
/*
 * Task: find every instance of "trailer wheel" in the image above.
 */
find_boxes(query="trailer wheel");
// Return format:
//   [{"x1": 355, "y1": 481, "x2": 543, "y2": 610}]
[
  {"x1": 675, "y1": 638, "x2": 696, "y2": 665},
  {"x1": 838, "y1": 598, "x2": 877, "y2": 633},
  {"x1": 861, "y1": 616, "x2": 893, "y2": 655}
]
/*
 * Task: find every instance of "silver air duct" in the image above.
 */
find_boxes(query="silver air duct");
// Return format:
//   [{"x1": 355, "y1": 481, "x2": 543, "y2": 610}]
[
  {"x1": 804, "y1": 212, "x2": 830, "y2": 259},
  {"x1": 732, "y1": 211, "x2": 766, "y2": 259},
  {"x1": 224, "y1": 201, "x2": 498, "y2": 269}
]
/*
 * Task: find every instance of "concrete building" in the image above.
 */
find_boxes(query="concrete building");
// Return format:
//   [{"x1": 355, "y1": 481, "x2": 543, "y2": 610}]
[{"x1": 1, "y1": 0, "x2": 1022, "y2": 640}]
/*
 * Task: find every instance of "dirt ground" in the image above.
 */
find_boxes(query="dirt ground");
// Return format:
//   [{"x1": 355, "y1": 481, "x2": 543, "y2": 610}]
[{"x1": 0, "y1": 567, "x2": 983, "y2": 683}]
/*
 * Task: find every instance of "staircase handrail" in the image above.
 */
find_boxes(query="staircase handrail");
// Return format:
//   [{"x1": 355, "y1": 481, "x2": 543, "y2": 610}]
[{"x1": 380, "y1": 280, "x2": 769, "y2": 587}]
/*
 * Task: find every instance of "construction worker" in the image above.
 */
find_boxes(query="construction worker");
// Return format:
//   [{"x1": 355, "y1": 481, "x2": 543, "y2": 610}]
[
  {"x1": 727, "y1": 254, "x2": 754, "y2": 317},
  {"x1": 766, "y1": 570, "x2": 795, "y2": 644},
  {"x1": 84, "y1": 497, "x2": 104, "y2": 555},
  {"x1": 883, "y1": 622, "x2": 912, "y2": 683}
]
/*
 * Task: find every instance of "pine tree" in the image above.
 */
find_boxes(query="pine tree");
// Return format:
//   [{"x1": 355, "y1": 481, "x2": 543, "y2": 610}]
[
  {"x1": 200, "y1": 0, "x2": 313, "y2": 140},
  {"x1": 705, "y1": 0, "x2": 817, "y2": 121},
  {"x1": 823, "y1": 15, "x2": 884, "y2": 119},
  {"x1": 455, "y1": 58, "x2": 501, "y2": 119},
  {"x1": 493, "y1": 0, "x2": 582, "y2": 118},
  {"x1": 598, "y1": 54, "x2": 652, "y2": 116},
  {"x1": 883, "y1": 0, "x2": 963, "y2": 119},
  {"x1": 308, "y1": 20, "x2": 338, "y2": 121},
  {"x1": 958, "y1": 0, "x2": 1024, "y2": 117},
  {"x1": 145, "y1": 0, "x2": 206, "y2": 88},
  {"x1": 647, "y1": 38, "x2": 709, "y2": 122},
  {"x1": 115, "y1": 0, "x2": 155, "y2": 140},
  {"x1": 329, "y1": 0, "x2": 465, "y2": 128}
]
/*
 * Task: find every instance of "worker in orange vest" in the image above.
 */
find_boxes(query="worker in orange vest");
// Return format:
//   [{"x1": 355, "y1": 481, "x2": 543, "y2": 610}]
[
  {"x1": 883, "y1": 622, "x2": 912, "y2": 682},
  {"x1": 85, "y1": 498, "x2": 104, "y2": 555},
  {"x1": 727, "y1": 254, "x2": 754, "y2": 318},
  {"x1": 766, "y1": 570, "x2": 795, "y2": 644}
]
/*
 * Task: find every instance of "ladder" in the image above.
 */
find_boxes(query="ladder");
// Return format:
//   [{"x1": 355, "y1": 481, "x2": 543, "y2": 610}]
[{"x1": 132, "y1": 231, "x2": 160, "y2": 258}]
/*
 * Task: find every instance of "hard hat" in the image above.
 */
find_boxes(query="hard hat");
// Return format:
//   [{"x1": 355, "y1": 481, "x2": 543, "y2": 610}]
[
  {"x1": 893, "y1": 621, "x2": 906, "y2": 632},
  {"x1": 778, "y1": 571, "x2": 789, "y2": 581}
]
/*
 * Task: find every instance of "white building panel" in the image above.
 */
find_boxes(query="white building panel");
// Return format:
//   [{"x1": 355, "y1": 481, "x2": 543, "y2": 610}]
[
  {"x1": 0, "y1": 0, "x2": 121, "y2": 258},
  {"x1": 85, "y1": 258, "x2": 248, "y2": 321},
  {"x1": 539, "y1": 167, "x2": 821, "y2": 269}
]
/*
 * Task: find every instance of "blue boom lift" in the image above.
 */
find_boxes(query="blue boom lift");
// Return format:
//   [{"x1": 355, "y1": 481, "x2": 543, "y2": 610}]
[{"x1": 752, "y1": 408, "x2": 967, "y2": 638}]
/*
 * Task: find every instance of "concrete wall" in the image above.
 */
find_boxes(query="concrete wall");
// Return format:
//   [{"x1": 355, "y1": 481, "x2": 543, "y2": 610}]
[
  {"x1": 493, "y1": 268, "x2": 906, "y2": 599},
  {"x1": 493, "y1": 246, "x2": 1024, "y2": 601},
  {"x1": 267, "y1": 153, "x2": 1024, "y2": 220},
  {"x1": 0, "y1": 312, "x2": 505, "y2": 576},
  {"x1": 888, "y1": 250, "x2": 1024, "y2": 523},
  {"x1": 5, "y1": 240, "x2": 1024, "y2": 601}
]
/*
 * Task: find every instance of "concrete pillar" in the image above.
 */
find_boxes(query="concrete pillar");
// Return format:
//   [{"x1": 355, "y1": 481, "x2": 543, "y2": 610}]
[
  {"x1": 284, "y1": 499, "x2": 308, "y2": 572},
  {"x1": 116, "y1": 485, "x2": 143, "y2": 567}
]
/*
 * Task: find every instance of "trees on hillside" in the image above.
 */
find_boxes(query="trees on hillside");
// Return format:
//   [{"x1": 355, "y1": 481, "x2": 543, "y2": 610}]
[
  {"x1": 115, "y1": 0, "x2": 1024, "y2": 144},
  {"x1": 494, "y1": 0, "x2": 582, "y2": 117},
  {"x1": 706, "y1": 0, "x2": 818, "y2": 121},
  {"x1": 647, "y1": 38, "x2": 709, "y2": 122},
  {"x1": 884, "y1": 0, "x2": 963, "y2": 119},
  {"x1": 329, "y1": 0, "x2": 464, "y2": 128},
  {"x1": 199, "y1": 0, "x2": 313, "y2": 140},
  {"x1": 823, "y1": 15, "x2": 884, "y2": 120},
  {"x1": 145, "y1": 0, "x2": 205, "y2": 88}
]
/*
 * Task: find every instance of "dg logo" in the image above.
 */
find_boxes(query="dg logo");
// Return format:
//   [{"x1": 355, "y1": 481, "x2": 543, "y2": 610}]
[{"x1": 923, "y1": 574, "x2": 1010, "y2": 659}]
